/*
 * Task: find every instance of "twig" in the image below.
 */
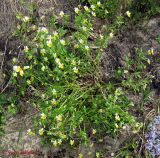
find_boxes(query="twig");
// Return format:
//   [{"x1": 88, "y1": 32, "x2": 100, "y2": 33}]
[{"x1": 0, "y1": 38, "x2": 8, "y2": 71}]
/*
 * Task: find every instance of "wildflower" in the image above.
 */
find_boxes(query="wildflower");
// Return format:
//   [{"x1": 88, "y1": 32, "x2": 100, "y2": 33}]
[
  {"x1": 124, "y1": 70, "x2": 128, "y2": 74},
  {"x1": 41, "y1": 113, "x2": 47, "y2": 120},
  {"x1": 97, "y1": 1, "x2": 102, "y2": 7},
  {"x1": 84, "y1": 6, "x2": 90, "y2": 12},
  {"x1": 41, "y1": 65, "x2": 46, "y2": 71},
  {"x1": 79, "y1": 39, "x2": 84, "y2": 44},
  {"x1": 12, "y1": 58, "x2": 17, "y2": 63},
  {"x1": 115, "y1": 123, "x2": 119, "y2": 128},
  {"x1": 100, "y1": 35, "x2": 104, "y2": 39},
  {"x1": 52, "y1": 89, "x2": 57, "y2": 95},
  {"x1": 60, "y1": 39, "x2": 66, "y2": 46},
  {"x1": 85, "y1": 45, "x2": 89, "y2": 51},
  {"x1": 91, "y1": 11, "x2": 96, "y2": 17},
  {"x1": 52, "y1": 140, "x2": 58, "y2": 146},
  {"x1": 47, "y1": 35, "x2": 53, "y2": 40},
  {"x1": 98, "y1": 139, "x2": 103, "y2": 142},
  {"x1": 27, "y1": 80, "x2": 31, "y2": 85},
  {"x1": 111, "y1": 153, "x2": 115, "y2": 157},
  {"x1": 79, "y1": 153, "x2": 83, "y2": 158},
  {"x1": 13, "y1": 66, "x2": 24, "y2": 76},
  {"x1": 56, "y1": 115, "x2": 63, "y2": 122},
  {"x1": 148, "y1": 48, "x2": 154, "y2": 55},
  {"x1": 99, "y1": 109, "x2": 103, "y2": 113},
  {"x1": 74, "y1": 7, "x2": 79, "y2": 14},
  {"x1": 147, "y1": 59, "x2": 151, "y2": 64},
  {"x1": 24, "y1": 46, "x2": 29, "y2": 52},
  {"x1": 23, "y1": 16, "x2": 30, "y2": 22},
  {"x1": 109, "y1": 32, "x2": 114, "y2": 38},
  {"x1": 51, "y1": 99, "x2": 57, "y2": 105},
  {"x1": 38, "y1": 27, "x2": 48, "y2": 33},
  {"x1": 71, "y1": 60, "x2": 76, "y2": 66},
  {"x1": 46, "y1": 40, "x2": 52, "y2": 47},
  {"x1": 58, "y1": 139, "x2": 62, "y2": 145},
  {"x1": 27, "y1": 129, "x2": 34, "y2": 135},
  {"x1": 91, "y1": 5, "x2": 96, "y2": 11},
  {"x1": 58, "y1": 63, "x2": 64, "y2": 69},
  {"x1": 105, "y1": 10, "x2": 109, "y2": 14},
  {"x1": 82, "y1": 26, "x2": 87, "y2": 31},
  {"x1": 74, "y1": 44, "x2": 79, "y2": 48},
  {"x1": 55, "y1": 58, "x2": 60, "y2": 64},
  {"x1": 92, "y1": 129, "x2": 96, "y2": 135},
  {"x1": 73, "y1": 67, "x2": 78, "y2": 73},
  {"x1": 13, "y1": 72, "x2": 17, "y2": 77},
  {"x1": 53, "y1": 31, "x2": 58, "y2": 37},
  {"x1": 23, "y1": 66, "x2": 30, "y2": 70},
  {"x1": 96, "y1": 152, "x2": 100, "y2": 158},
  {"x1": 31, "y1": 25, "x2": 37, "y2": 31},
  {"x1": 126, "y1": 11, "x2": 131, "y2": 17},
  {"x1": 44, "y1": 57, "x2": 48, "y2": 62},
  {"x1": 13, "y1": 66, "x2": 19, "y2": 72},
  {"x1": 59, "y1": 11, "x2": 64, "y2": 17},
  {"x1": 115, "y1": 113, "x2": 120, "y2": 121},
  {"x1": 70, "y1": 140, "x2": 75, "y2": 146},
  {"x1": 122, "y1": 125, "x2": 127, "y2": 129},
  {"x1": 39, "y1": 128, "x2": 44, "y2": 135}
]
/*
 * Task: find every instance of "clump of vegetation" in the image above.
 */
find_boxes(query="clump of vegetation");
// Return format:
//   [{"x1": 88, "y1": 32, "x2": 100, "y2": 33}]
[{"x1": 0, "y1": 0, "x2": 159, "y2": 157}]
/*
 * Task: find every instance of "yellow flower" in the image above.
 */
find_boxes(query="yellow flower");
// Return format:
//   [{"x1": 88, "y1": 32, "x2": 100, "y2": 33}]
[
  {"x1": 91, "y1": 11, "x2": 96, "y2": 17},
  {"x1": 79, "y1": 153, "x2": 83, "y2": 158},
  {"x1": 41, "y1": 113, "x2": 47, "y2": 120},
  {"x1": 115, "y1": 123, "x2": 119, "y2": 128},
  {"x1": 97, "y1": 1, "x2": 101, "y2": 7},
  {"x1": 92, "y1": 129, "x2": 96, "y2": 135},
  {"x1": 73, "y1": 67, "x2": 78, "y2": 74},
  {"x1": 126, "y1": 11, "x2": 131, "y2": 17},
  {"x1": 27, "y1": 129, "x2": 34, "y2": 135},
  {"x1": 91, "y1": 5, "x2": 96, "y2": 11},
  {"x1": 109, "y1": 32, "x2": 114, "y2": 38},
  {"x1": 39, "y1": 128, "x2": 44, "y2": 135},
  {"x1": 23, "y1": 66, "x2": 30, "y2": 70},
  {"x1": 23, "y1": 16, "x2": 30, "y2": 22},
  {"x1": 41, "y1": 65, "x2": 46, "y2": 71},
  {"x1": 56, "y1": 115, "x2": 63, "y2": 122},
  {"x1": 60, "y1": 11, "x2": 64, "y2": 17},
  {"x1": 70, "y1": 140, "x2": 75, "y2": 146},
  {"x1": 85, "y1": 45, "x2": 89, "y2": 51},
  {"x1": 147, "y1": 59, "x2": 151, "y2": 64},
  {"x1": 82, "y1": 26, "x2": 87, "y2": 31},
  {"x1": 96, "y1": 152, "x2": 100, "y2": 158},
  {"x1": 74, "y1": 7, "x2": 79, "y2": 14},
  {"x1": 60, "y1": 39, "x2": 66, "y2": 46},
  {"x1": 52, "y1": 89, "x2": 57, "y2": 95},
  {"x1": 84, "y1": 6, "x2": 90, "y2": 12},
  {"x1": 51, "y1": 99, "x2": 57, "y2": 105},
  {"x1": 19, "y1": 69, "x2": 24, "y2": 76},
  {"x1": 24, "y1": 46, "x2": 29, "y2": 52},
  {"x1": 79, "y1": 39, "x2": 84, "y2": 44},
  {"x1": 52, "y1": 140, "x2": 58, "y2": 146},
  {"x1": 148, "y1": 48, "x2": 154, "y2": 55},
  {"x1": 58, "y1": 63, "x2": 64, "y2": 69},
  {"x1": 13, "y1": 72, "x2": 17, "y2": 77},
  {"x1": 115, "y1": 113, "x2": 120, "y2": 121},
  {"x1": 47, "y1": 40, "x2": 52, "y2": 47},
  {"x1": 58, "y1": 139, "x2": 62, "y2": 145}
]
